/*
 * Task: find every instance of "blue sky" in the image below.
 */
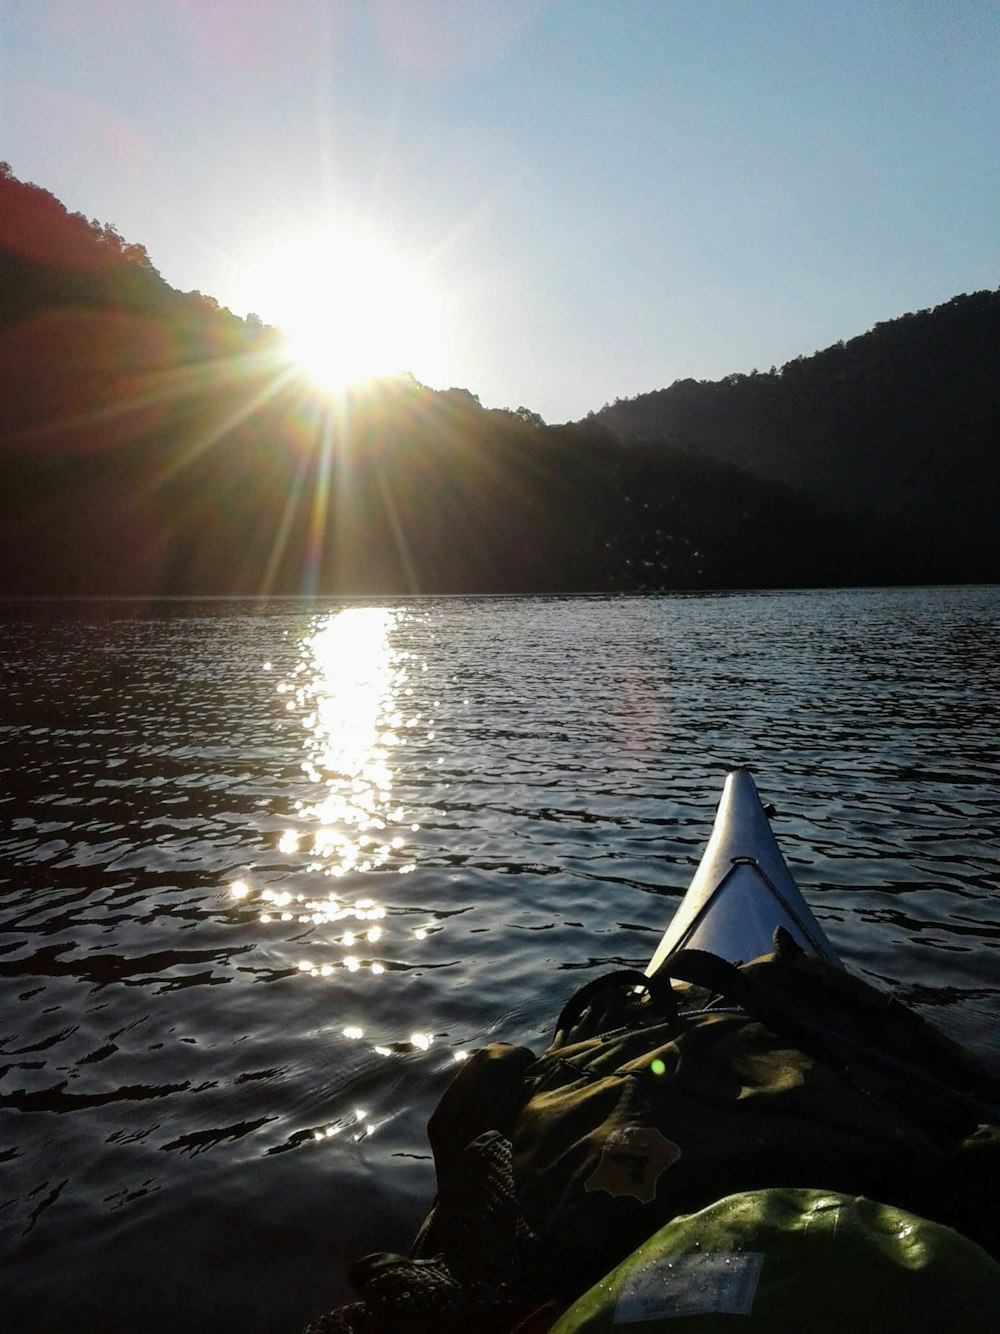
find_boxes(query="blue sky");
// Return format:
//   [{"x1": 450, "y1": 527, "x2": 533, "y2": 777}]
[{"x1": 3, "y1": 0, "x2": 997, "y2": 422}]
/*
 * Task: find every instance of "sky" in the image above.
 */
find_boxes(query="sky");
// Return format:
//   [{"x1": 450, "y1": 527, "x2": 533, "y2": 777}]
[{"x1": 3, "y1": 0, "x2": 998, "y2": 423}]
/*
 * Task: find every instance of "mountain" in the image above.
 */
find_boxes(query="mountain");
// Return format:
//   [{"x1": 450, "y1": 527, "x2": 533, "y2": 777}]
[
  {"x1": 586, "y1": 293, "x2": 1000, "y2": 565},
  {"x1": 0, "y1": 164, "x2": 993, "y2": 595}
]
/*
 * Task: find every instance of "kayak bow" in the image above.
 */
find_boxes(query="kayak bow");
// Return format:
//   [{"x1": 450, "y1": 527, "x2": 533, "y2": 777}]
[{"x1": 647, "y1": 769, "x2": 840, "y2": 975}]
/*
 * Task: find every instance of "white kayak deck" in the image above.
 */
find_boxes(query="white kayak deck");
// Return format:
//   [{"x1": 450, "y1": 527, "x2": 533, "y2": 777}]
[{"x1": 646, "y1": 769, "x2": 840, "y2": 976}]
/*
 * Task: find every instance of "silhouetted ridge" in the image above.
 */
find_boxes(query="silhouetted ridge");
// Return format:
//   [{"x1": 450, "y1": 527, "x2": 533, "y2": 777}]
[
  {"x1": 1, "y1": 164, "x2": 994, "y2": 594},
  {"x1": 587, "y1": 292, "x2": 1000, "y2": 562}
]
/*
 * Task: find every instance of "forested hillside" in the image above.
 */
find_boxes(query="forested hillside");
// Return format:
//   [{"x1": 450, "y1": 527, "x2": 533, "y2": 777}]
[
  {"x1": 589, "y1": 293, "x2": 1000, "y2": 562},
  {"x1": 1, "y1": 165, "x2": 992, "y2": 595}
]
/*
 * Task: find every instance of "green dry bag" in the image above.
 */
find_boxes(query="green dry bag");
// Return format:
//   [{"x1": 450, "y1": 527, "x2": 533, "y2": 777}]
[{"x1": 551, "y1": 1187, "x2": 1000, "y2": 1332}]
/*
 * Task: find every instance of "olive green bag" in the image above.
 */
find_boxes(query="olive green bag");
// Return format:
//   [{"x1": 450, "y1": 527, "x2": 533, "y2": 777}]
[
  {"x1": 429, "y1": 940, "x2": 1000, "y2": 1299},
  {"x1": 551, "y1": 1188, "x2": 1000, "y2": 1333},
  {"x1": 305, "y1": 943, "x2": 1000, "y2": 1331}
]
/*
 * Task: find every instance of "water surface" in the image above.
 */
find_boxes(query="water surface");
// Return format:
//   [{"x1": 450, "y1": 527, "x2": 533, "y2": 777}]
[{"x1": 1, "y1": 587, "x2": 998, "y2": 1331}]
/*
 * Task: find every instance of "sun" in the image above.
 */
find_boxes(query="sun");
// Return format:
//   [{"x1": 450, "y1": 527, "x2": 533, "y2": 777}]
[{"x1": 243, "y1": 230, "x2": 445, "y2": 394}]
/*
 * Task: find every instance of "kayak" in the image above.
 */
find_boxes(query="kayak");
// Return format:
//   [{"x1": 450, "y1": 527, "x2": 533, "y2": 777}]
[
  {"x1": 304, "y1": 771, "x2": 1000, "y2": 1334},
  {"x1": 646, "y1": 768, "x2": 840, "y2": 976}
]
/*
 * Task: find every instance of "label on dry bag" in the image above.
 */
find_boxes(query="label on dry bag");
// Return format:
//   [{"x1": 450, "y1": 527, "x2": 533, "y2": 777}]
[{"x1": 612, "y1": 1251, "x2": 763, "y2": 1324}]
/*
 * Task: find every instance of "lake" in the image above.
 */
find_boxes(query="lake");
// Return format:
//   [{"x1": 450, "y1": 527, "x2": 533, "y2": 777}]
[{"x1": 1, "y1": 586, "x2": 998, "y2": 1332}]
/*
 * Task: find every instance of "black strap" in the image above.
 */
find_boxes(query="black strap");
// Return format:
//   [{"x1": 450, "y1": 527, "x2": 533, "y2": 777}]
[
  {"x1": 657, "y1": 948, "x2": 814, "y2": 1048},
  {"x1": 656, "y1": 949, "x2": 760, "y2": 1007},
  {"x1": 553, "y1": 969, "x2": 679, "y2": 1047},
  {"x1": 659, "y1": 949, "x2": 998, "y2": 1129}
]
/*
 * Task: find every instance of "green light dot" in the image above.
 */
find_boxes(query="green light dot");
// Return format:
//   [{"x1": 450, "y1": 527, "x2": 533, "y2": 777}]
[{"x1": 650, "y1": 1058, "x2": 666, "y2": 1076}]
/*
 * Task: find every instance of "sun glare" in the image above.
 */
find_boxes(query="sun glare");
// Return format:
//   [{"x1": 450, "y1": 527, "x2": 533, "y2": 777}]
[{"x1": 244, "y1": 230, "x2": 444, "y2": 394}]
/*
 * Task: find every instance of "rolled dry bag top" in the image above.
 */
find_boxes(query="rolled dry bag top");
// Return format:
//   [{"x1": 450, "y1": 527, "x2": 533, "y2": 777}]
[{"x1": 550, "y1": 1187, "x2": 1000, "y2": 1333}]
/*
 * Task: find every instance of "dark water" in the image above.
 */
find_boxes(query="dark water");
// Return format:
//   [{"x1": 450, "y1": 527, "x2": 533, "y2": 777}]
[{"x1": 1, "y1": 588, "x2": 998, "y2": 1332}]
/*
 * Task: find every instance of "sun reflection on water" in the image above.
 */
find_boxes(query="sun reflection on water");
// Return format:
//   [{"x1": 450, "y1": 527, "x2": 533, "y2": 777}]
[
  {"x1": 292, "y1": 607, "x2": 406, "y2": 873},
  {"x1": 230, "y1": 609, "x2": 415, "y2": 951},
  {"x1": 225, "y1": 606, "x2": 461, "y2": 1137}
]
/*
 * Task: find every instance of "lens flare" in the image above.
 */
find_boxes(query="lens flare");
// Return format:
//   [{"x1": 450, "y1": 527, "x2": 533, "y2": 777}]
[{"x1": 239, "y1": 230, "x2": 446, "y2": 394}]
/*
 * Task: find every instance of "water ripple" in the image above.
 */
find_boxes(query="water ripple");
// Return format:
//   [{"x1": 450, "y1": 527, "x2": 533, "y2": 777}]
[{"x1": 0, "y1": 588, "x2": 997, "y2": 1332}]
